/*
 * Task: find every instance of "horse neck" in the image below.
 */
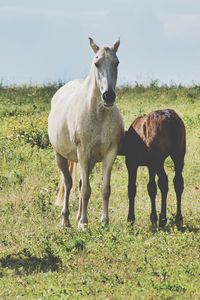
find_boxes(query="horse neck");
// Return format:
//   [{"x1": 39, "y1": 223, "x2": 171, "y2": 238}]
[{"x1": 84, "y1": 65, "x2": 101, "y2": 111}]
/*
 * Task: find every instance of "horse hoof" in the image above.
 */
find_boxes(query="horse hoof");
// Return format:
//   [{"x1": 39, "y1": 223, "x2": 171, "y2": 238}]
[
  {"x1": 151, "y1": 220, "x2": 158, "y2": 228},
  {"x1": 127, "y1": 217, "x2": 135, "y2": 225},
  {"x1": 101, "y1": 216, "x2": 109, "y2": 226},
  {"x1": 78, "y1": 221, "x2": 88, "y2": 231},
  {"x1": 61, "y1": 219, "x2": 71, "y2": 228},
  {"x1": 159, "y1": 216, "x2": 167, "y2": 228},
  {"x1": 150, "y1": 213, "x2": 158, "y2": 227},
  {"x1": 175, "y1": 215, "x2": 183, "y2": 228}
]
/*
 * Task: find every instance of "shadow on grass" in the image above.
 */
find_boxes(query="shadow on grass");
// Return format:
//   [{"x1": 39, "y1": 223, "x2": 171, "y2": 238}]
[
  {"x1": 149, "y1": 218, "x2": 200, "y2": 234},
  {"x1": 180, "y1": 224, "x2": 200, "y2": 233},
  {"x1": 0, "y1": 248, "x2": 61, "y2": 276}
]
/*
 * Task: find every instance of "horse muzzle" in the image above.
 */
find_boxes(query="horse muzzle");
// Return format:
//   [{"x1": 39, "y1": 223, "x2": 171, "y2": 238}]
[{"x1": 102, "y1": 90, "x2": 116, "y2": 107}]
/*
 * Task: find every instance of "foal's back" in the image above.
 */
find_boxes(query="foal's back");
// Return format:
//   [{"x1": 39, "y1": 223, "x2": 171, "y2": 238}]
[{"x1": 125, "y1": 109, "x2": 186, "y2": 165}]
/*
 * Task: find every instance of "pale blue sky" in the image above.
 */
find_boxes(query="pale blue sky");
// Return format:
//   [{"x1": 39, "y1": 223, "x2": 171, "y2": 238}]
[{"x1": 1, "y1": 0, "x2": 200, "y2": 85}]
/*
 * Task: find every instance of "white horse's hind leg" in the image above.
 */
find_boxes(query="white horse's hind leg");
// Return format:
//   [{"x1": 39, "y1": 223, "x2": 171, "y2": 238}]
[
  {"x1": 55, "y1": 153, "x2": 72, "y2": 227},
  {"x1": 55, "y1": 175, "x2": 65, "y2": 206},
  {"x1": 101, "y1": 148, "x2": 117, "y2": 225},
  {"x1": 76, "y1": 180, "x2": 82, "y2": 222}
]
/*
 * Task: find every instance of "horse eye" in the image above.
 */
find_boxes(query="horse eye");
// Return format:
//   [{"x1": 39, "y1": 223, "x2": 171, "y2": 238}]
[
  {"x1": 95, "y1": 61, "x2": 100, "y2": 68},
  {"x1": 116, "y1": 61, "x2": 119, "y2": 66}
]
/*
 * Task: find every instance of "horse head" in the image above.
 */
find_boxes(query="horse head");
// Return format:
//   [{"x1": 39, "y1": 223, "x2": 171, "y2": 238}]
[{"x1": 89, "y1": 37, "x2": 120, "y2": 107}]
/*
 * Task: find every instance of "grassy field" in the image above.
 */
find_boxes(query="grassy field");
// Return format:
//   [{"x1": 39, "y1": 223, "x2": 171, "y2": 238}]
[{"x1": 0, "y1": 82, "x2": 200, "y2": 299}]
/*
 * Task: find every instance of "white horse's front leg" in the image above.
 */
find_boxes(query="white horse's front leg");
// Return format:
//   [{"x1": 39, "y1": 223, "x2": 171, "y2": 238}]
[
  {"x1": 101, "y1": 147, "x2": 117, "y2": 225},
  {"x1": 77, "y1": 157, "x2": 93, "y2": 230}
]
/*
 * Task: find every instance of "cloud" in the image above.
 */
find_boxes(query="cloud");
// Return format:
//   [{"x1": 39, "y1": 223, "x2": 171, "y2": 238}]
[
  {"x1": 0, "y1": 5, "x2": 109, "y2": 20},
  {"x1": 0, "y1": 5, "x2": 59, "y2": 17},
  {"x1": 161, "y1": 13, "x2": 200, "y2": 38},
  {"x1": 80, "y1": 10, "x2": 110, "y2": 17}
]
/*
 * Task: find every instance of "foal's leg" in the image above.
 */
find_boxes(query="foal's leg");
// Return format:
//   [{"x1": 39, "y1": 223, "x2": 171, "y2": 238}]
[
  {"x1": 147, "y1": 166, "x2": 157, "y2": 226},
  {"x1": 55, "y1": 153, "x2": 72, "y2": 227},
  {"x1": 126, "y1": 161, "x2": 137, "y2": 224},
  {"x1": 101, "y1": 149, "x2": 117, "y2": 225},
  {"x1": 171, "y1": 154, "x2": 185, "y2": 227},
  {"x1": 157, "y1": 162, "x2": 169, "y2": 227}
]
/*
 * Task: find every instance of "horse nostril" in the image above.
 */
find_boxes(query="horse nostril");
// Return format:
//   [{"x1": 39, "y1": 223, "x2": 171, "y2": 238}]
[
  {"x1": 103, "y1": 91, "x2": 108, "y2": 101},
  {"x1": 102, "y1": 90, "x2": 116, "y2": 104}
]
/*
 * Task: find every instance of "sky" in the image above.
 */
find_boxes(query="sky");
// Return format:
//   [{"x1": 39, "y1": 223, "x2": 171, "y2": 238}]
[{"x1": 0, "y1": 0, "x2": 200, "y2": 86}]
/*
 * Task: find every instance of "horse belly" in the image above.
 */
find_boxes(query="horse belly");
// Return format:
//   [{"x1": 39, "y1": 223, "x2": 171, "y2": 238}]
[
  {"x1": 49, "y1": 130, "x2": 78, "y2": 161},
  {"x1": 48, "y1": 111, "x2": 78, "y2": 161}
]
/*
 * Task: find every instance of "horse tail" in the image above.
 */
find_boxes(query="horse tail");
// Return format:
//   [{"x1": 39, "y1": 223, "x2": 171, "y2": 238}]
[{"x1": 55, "y1": 160, "x2": 78, "y2": 206}]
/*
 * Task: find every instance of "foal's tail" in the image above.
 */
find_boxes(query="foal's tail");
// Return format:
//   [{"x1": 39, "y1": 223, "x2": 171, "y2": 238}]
[{"x1": 55, "y1": 160, "x2": 78, "y2": 206}]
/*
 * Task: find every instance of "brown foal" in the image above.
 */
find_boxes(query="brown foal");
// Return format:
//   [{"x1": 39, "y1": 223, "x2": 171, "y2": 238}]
[{"x1": 120, "y1": 109, "x2": 186, "y2": 227}]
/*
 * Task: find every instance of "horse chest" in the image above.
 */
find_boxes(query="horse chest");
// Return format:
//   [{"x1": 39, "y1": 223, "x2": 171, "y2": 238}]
[
  {"x1": 74, "y1": 115, "x2": 118, "y2": 161},
  {"x1": 79, "y1": 121, "x2": 114, "y2": 147}
]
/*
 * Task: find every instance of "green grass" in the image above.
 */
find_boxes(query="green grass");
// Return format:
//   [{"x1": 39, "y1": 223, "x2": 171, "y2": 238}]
[{"x1": 0, "y1": 83, "x2": 200, "y2": 299}]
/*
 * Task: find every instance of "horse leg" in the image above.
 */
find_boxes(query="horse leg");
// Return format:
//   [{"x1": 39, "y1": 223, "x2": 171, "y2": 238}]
[
  {"x1": 157, "y1": 162, "x2": 169, "y2": 228},
  {"x1": 55, "y1": 152, "x2": 72, "y2": 227},
  {"x1": 76, "y1": 179, "x2": 82, "y2": 222},
  {"x1": 147, "y1": 166, "x2": 157, "y2": 226},
  {"x1": 101, "y1": 149, "x2": 117, "y2": 225},
  {"x1": 77, "y1": 158, "x2": 92, "y2": 230},
  {"x1": 126, "y1": 161, "x2": 137, "y2": 224},
  {"x1": 171, "y1": 154, "x2": 185, "y2": 227}
]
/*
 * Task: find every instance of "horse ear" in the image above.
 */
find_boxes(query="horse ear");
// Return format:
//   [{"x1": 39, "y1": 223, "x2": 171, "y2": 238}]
[
  {"x1": 112, "y1": 37, "x2": 120, "y2": 52},
  {"x1": 89, "y1": 37, "x2": 99, "y2": 53}
]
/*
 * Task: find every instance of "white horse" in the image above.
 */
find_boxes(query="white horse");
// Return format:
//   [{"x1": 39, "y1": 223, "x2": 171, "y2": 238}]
[{"x1": 48, "y1": 38, "x2": 124, "y2": 229}]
